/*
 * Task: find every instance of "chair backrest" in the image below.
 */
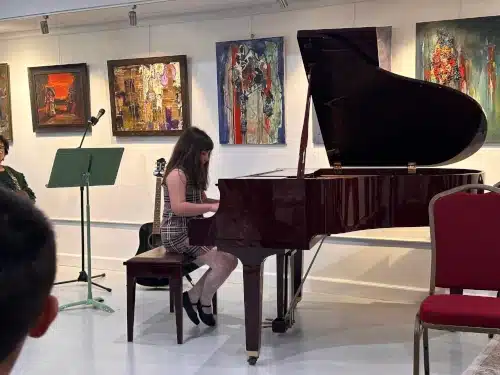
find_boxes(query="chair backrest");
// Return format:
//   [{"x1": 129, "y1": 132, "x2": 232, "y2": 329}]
[{"x1": 429, "y1": 184, "x2": 500, "y2": 292}]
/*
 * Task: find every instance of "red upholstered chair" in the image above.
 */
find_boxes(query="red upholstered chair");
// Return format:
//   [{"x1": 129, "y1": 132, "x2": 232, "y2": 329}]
[{"x1": 414, "y1": 184, "x2": 500, "y2": 375}]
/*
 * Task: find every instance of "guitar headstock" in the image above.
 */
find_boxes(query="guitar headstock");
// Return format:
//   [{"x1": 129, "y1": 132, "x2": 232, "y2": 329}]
[{"x1": 153, "y1": 158, "x2": 167, "y2": 178}]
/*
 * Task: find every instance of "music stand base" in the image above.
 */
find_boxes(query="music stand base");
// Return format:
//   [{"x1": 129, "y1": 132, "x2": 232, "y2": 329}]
[{"x1": 59, "y1": 297, "x2": 114, "y2": 313}]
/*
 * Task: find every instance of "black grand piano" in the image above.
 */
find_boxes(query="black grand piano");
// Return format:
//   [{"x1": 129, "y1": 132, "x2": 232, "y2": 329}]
[{"x1": 188, "y1": 27, "x2": 486, "y2": 365}]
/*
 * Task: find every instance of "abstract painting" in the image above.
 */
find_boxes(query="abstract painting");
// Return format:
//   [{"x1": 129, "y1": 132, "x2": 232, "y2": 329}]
[
  {"x1": 417, "y1": 16, "x2": 500, "y2": 143},
  {"x1": 0, "y1": 64, "x2": 12, "y2": 141},
  {"x1": 216, "y1": 36, "x2": 285, "y2": 145},
  {"x1": 313, "y1": 27, "x2": 392, "y2": 144},
  {"x1": 107, "y1": 55, "x2": 190, "y2": 137},
  {"x1": 28, "y1": 63, "x2": 90, "y2": 132}
]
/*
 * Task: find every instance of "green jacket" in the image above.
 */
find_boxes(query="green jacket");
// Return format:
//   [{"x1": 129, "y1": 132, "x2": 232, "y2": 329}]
[{"x1": 1, "y1": 166, "x2": 36, "y2": 202}]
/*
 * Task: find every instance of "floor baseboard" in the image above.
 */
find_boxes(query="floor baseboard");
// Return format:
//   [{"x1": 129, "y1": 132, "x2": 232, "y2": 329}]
[{"x1": 57, "y1": 252, "x2": 428, "y2": 303}]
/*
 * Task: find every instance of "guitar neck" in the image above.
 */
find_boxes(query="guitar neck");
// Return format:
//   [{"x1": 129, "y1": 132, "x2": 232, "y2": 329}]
[{"x1": 152, "y1": 176, "x2": 162, "y2": 235}]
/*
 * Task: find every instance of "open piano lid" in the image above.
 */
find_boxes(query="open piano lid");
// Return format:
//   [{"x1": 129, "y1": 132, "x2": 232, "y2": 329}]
[{"x1": 297, "y1": 27, "x2": 487, "y2": 167}]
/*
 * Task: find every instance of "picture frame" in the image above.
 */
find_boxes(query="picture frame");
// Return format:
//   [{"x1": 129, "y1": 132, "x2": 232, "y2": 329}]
[
  {"x1": 28, "y1": 63, "x2": 91, "y2": 132},
  {"x1": 0, "y1": 63, "x2": 13, "y2": 141},
  {"x1": 216, "y1": 37, "x2": 286, "y2": 145},
  {"x1": 107, "y1": 55, "x2": 190, "y2": 137},
  {"x1": 416, "y1": 16, "x2": 500, "y2": 143}
]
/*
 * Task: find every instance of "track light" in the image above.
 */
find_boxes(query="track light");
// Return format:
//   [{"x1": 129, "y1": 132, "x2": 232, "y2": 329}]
[
  {"x1": 277, "y1": 0, "x2": 288, "y2": 8},
  {"x1": 129, "y1": 5, "x2": 137, "y2": 26},
  {"x1": 40, "y1": 15, "x2": 49, "y2": 34}
]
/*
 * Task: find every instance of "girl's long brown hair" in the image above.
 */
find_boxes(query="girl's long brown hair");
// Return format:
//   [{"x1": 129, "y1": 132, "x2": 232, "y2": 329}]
[{"x1": 164, "y1": 126, "x2": 214, "y2": 190}]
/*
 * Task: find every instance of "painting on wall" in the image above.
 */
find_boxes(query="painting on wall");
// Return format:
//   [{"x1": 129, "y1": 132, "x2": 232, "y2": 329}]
[
  {"x1": 0, "y1": 64, "x2": 13, "y2": 141},
  {"x1": 313, "y1": 27, "x2": 392, "y2": 145},
  {"x1": 416, "y1": 16, "x2": 500, "y2": 143},
  {"x1": 216, "y1": 36, "x2": 285, "y2": 145},
  {"x1": 28, "y1": 63, "x2": 90, "y2": 132},
  {"x1": 107, "y1": 55, "x2": 190, "y2": 137}
]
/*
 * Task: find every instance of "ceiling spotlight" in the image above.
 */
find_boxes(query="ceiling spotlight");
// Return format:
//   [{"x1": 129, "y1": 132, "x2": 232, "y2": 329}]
[
  {"x1": 129, "y1": 5, "x2": 137, "y2": 26},
  {"x1": 277, "y1": 0, "x2": 288, "y2": 8},
  {"x1": 40, "y1": 15, "x2": 49, "y2": 34}
]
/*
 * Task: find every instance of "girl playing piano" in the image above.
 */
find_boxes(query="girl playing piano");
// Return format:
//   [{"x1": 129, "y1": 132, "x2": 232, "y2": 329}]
[{"x1": 161, "y1": 126, "x2": 238, "y2": 327}]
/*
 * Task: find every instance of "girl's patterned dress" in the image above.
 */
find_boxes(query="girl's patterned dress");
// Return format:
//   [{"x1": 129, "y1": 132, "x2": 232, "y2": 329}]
[{"x1": 160, "y1": 168, "x2": 212, "y2": 263}]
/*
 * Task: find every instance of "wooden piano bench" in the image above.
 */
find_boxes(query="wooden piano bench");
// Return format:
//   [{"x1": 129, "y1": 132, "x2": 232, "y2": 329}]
[{"x1": 123, "y1": 247, "x2": 217, "y2": 345}]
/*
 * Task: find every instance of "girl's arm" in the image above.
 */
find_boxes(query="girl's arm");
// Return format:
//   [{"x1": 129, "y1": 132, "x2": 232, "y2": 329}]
[
  {"x1": 202, "y1": 191, "x2": 219, "y2": 203},
  {"x1": 166, "y1": 169, "x2": 217, "y2": 217}
]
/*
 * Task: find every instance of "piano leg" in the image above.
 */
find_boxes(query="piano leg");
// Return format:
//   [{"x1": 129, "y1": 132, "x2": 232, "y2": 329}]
[
  {"x1": 268, "y1": 250, "x2": 293, "y2": 333},
  {"x1": 243, "y1": 262, "x2": 264, "y2": 366},
  {"x1": 225, "y1": 247, "x2": 281, "y2": 365},
  {"x1": 276, "y1": 253, "x2": 285, "y2": 319},
  {"x1": 292, "y1": 250, "x2": 304, "y2": 303}
]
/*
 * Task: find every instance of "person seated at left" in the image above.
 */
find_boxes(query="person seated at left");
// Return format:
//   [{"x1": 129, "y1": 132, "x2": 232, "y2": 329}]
[
  {"x1": 0, "y1": 135, "x2": 35, "y2": 202},
  {"x1": 0, "y1": 187, "x2": 58, "y2": 374}
]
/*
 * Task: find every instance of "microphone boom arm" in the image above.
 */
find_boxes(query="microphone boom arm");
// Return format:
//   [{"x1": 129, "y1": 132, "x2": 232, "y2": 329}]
[{"x1": 78, "y1": 109, "x2": 105, "y2": 149}]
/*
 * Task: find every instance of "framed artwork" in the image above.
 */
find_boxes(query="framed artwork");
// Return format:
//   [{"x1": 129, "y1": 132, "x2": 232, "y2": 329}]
[
  {"x1": 0, "y1": 64, "x2": 13, "y2": 141},
  {"x1": 107, "y1": 55, "x2": 190, "y2": 137},
  {"x1": 216, "y1": 36, "x2": 285, "y2": 145},
  {"x1": 28, "y1": 63, "x2": 90, "y2": 132},
  {"x1": 312, "y1": 27, "x2": 392, "y2": 145},
  {"x1": 417, "y1": 16, "x2": 500, "y2": 143}
]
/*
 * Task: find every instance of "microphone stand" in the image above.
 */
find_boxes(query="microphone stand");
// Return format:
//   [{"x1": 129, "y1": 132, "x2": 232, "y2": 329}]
[{"x1": 54, "y1": 115, "x2": 111, "y2": 293}]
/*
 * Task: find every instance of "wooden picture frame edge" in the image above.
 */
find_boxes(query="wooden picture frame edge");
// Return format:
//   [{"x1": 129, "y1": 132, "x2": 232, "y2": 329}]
[
  {"x1": 0, "y1": 63, "x2": 13, "y2": 142},
  {"x1": 28, "y1": 63, "x2": 91, "y2": 132},
  {"x1": 106, "y1": 55, "x2": 190, "y2": 137}
]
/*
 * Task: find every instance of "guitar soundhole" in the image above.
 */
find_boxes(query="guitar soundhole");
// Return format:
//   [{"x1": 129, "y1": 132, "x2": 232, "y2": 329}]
[{"x1": 148, "y1": 234, "x2": 162, "y2": 249}]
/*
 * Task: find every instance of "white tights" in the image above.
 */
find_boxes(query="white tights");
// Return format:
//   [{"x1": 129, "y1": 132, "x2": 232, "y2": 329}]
[{"x1": 187, "y1": 248, "x2": 238, "y2": 313}]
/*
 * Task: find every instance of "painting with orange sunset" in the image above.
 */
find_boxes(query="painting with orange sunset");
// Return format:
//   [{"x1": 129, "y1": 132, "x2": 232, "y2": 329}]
[{"x1": 28, "y1": 64, "x2": 90, "y2": 131}]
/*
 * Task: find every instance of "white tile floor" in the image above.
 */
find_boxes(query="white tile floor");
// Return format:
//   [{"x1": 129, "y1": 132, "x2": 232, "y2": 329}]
[{"x1": 12, "y1": 266, "x2": 489, "y2": 375}]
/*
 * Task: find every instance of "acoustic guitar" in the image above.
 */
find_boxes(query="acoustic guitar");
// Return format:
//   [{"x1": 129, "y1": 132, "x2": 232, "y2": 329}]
[{"x1": 135, "y1": 158, "x2": 169, "y2": 287}]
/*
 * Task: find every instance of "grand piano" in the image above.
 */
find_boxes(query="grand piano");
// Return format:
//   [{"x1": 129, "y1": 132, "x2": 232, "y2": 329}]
[{"x1": 188, "y1": 27, "x2": 486, "y2": 365}]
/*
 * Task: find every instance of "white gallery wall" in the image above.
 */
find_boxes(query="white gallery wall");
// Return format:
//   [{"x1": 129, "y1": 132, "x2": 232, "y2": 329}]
[{"x1": 1, "y1": 0, "x2": 499, "y2": 302}]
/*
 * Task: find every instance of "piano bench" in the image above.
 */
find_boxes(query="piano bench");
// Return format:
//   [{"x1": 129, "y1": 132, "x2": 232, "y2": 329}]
[{"x1": 123, "y1": 247, "x2": 217, "y2": 345}]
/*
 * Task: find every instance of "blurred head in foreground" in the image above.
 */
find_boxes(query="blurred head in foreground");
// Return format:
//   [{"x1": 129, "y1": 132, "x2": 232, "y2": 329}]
[{"x1": 0, "y1": 187, "x2": 58, "y2": 374}]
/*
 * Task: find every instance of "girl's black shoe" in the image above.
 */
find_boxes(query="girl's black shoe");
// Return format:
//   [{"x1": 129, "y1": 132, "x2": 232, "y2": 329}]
[
  {"x1": 183, "y1": 292, "x2": 200, "y2": 325},
  {"x1": 197, "y1": 301, "x2": 216, "y2": 326}
]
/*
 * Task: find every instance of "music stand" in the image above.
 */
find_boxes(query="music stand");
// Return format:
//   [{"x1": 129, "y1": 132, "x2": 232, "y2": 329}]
[{"x1": 47, "y1": 147, "x2": 124, "y2": 313}]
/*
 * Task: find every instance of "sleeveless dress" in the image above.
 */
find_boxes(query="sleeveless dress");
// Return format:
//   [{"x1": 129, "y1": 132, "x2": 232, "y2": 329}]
[{"x1": 160, "y1": 169, "x2": 211, "y2": 263}]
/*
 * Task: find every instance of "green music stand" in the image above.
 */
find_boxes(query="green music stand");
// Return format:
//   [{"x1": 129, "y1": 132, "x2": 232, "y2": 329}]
[{"x1": 47, "y1": 147, "x2": 124, "y2": 313}]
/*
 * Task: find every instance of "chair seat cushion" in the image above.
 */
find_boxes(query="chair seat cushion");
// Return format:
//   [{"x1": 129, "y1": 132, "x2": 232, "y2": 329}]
[{"x1": 420, "y1": 294, "x2": 500, "y2": 328}]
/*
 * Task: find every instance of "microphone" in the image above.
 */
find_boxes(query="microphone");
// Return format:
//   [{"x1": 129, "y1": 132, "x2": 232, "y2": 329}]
[
  {"x1": 88, "y1": 108, "x2": 105, "y2": 126},
  {"x1": 79, "y1": 109, "x2": 106, "y2": 148}
]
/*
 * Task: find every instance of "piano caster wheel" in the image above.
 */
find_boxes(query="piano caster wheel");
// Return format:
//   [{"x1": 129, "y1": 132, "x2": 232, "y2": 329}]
[
  {"x1": 489, "y1": 334, "x2": 494, "y2": 339},
  {"x1": 247, "y1": 356, "x2": 258, "y2": 366}
]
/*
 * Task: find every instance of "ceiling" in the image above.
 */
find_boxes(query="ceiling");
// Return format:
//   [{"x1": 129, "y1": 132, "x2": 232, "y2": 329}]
[{"x1": 0, "y1": 0, "x2": 359, "y2": 35}]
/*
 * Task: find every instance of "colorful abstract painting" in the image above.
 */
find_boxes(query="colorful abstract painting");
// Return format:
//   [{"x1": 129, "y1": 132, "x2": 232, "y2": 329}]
[
  {"x1": 313, "y1": 27, "x2": 392, "y2": 144},
  {"x1": 216, "y1": 37, "x2": 285, "y2": 145},
  {"x1": 416, "y1": 16, "x2": 500, "y2": 143},
  {"x1": 0, "y1": 64, "x2": 12, "y2": 141},
  {"x1": 107, "y1": 55, "x2": 190, "y2": 137},
  {"x1": 28, "y1": 63, "x2": 90, "y2": 132}
]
